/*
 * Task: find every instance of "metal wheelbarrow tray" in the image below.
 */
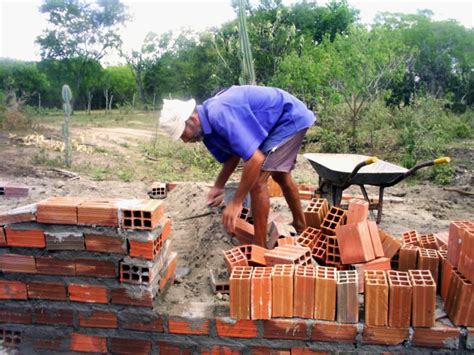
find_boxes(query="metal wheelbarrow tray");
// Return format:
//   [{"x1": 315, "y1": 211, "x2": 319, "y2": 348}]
[{"x1": 304, "y1": 153, "x2": 450, "y2": 223}]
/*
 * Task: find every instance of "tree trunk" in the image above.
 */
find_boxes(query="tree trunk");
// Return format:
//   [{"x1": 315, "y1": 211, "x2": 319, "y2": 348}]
[
  {"x1": 134, "y1": 70, "x2": 147, "y2": 110},
  {"x1": 38, "y1": 93, "x2": 41, "y2": 110},
  {"x1": 87, "y1": 91, "x2": 93, "y2": 114},
  {"x1": 104, "y1": 89, "x2": 109, "y2": 114}
]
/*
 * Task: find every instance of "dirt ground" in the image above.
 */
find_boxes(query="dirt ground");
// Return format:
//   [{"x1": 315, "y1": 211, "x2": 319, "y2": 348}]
[{"x1": 0, "y1": 125, "x2": 473, "y2": 313}]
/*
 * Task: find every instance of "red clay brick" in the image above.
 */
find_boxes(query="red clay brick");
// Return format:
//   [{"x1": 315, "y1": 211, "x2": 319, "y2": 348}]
[
  {"x1": 27, "y1": 281, "x2": 67, "y2": 301},
  {"x1": 398, "y1": 244, "x2": 419, "y2": 272},
  {"x1": 30, "y1": 337, "x2": 64, "y2": 351},
  {"x1": 75, "y1": 258, "x2": 116, "y2": 278},
  {"x1": 381, "y1": 231, "x2": 401, "y2": 259},
  {"x1": 70, "y1": 332, "x2": 107, "y2": 353},
  {"x1": 251, "y1": 346, "x2": 290, "y2": 355},
  {"x1": 314, "y1": 266, "x2": 337, "y2": 321},
  {"x1": 364, "y1": 270, "x2": 388, "y2": 326},
  {"x1": 296, "y1": 227, "x2": 321, "y2": 250},
  {"x1": 352, "y1": 257, "x2": 391, "y2": 293},
  {"x1": 224, "y1": 247, "x2": 249, "y2": 273},
  {"x1": 0, "y1": 253, "x2": 37, "y2": 273},
  {"x1": 304, "y1": 198, "x2": 329, "y2": 229},
  {"x1": 215, "y1": 318, "x2": 258, "y2": 338},
  {"x1": 121, "y1": 200, "x2": 164, "y2": 230},
  {"x1": 367, "y1": 221, "x2": 384, "y2": 258},
  {"x1": 336, "y1": 222, "x2": 375, "y2": 264},
  {"x1": 36, "y1": 196, "x2": 83, "y2": 224},
  {"x1": 362, "y1": 325, "x2": 409, "y2": 345},
  {"x1": 159, "y1": 252, "x2": 177, "y2": 291},
  {"x1": 234, "y1": 218, "x2": 254, "y2": 245},
  {"x1": 79, "y1": 310, "x2": 118, "y2": 328},
  {"x1": 0, "y1": 203, "x2": 36, "y2": 225},
  {"x1": 409, "y1": 270, "x2": 436, "y2": 327},
  {"x1": 311, "y1": 321, "x2": 357, "y2": 343},
  {"x1": 111, "y1": 288, "x2": 154, "y2": 307},
  {"x1": 263, "y1": 319, "x2": 308, "y2": 340},
  {"x1": 157, "y1": 340, "x2": 192, "y2": 354},
  {"x1": 168, "y1": 317, "x2": 210, "y2": 335},
  {"x1": 0, "y1": 226, "x2": 6, "y2": 246},
  {"x1": 33, "y1": 308, "x2": 74, "y2": 326},
  {"x1": 346, "y1": 198, "x2": 368, "y2": 224},
  {"x1": 447, "y1": 221, "x2": 469, "y2": 268},
  {"x1": 402, "y1": 229, "x2": 421, "y2": 246},
  {"x1": 251, "y1": 267, "x2": 272, "y2": 320},
  {"x1": 412, "y1": 322, "x2": 460, "y2": 349},
  {"x1": 229, "y1": 266, "x2": 252, "y2": 319},
  {"x1": 77, "y1": 198, "x2": 120, "y2": 227},
  {"x1": 417, "y1": 248, "x2": 440, "y2": 282},
  {"x1": 69, "y1": 283, "x2": 109, "y2": 304},
  {"x1": 0, "y1": 307, "x2": 32, "y2": 324},
  {"x1": 458, "y1": 227, "x2": 474, "y2": 283},
  {"x1": 420, "y1": 233, "x2": 438, "y2": 250},
  {"x1": 320, "y1": 206, "x2": 346, "y2": 236},
  {"x1": 5, "y1": 227, "x2": 45, "y2": 248},
  {"x1": 446, "y1": 270, "x2": 474, "y2": 326},
  {"x1": 110, "y1": 338, "x2": 152, "y2": 355},
  {"x1": 272, "y1": 264, "x2": 294, "y2": 318},
  {"x1": 294, "y1": 265, "x2": 316, "y2": 319},
  {"x1": 84, "y1": 234, "x2": 125, "y2": 254},
  {"x1": 36, "y1": 256, "x2": 75, "y2": 276},
  {"x1": 201, "y1": 345, "x2": 243, "y2": 355},
  {"x1": 0, "y1": 280, "x2": 27, "y2": 299},
  {"x1": 122, "y1": 315, "x2": 163, "y2": 332},
  {"x1": 441, "y1": 258, "x2": 454, "y2": 301},
  {"x1": 337, "y1": 270, "x2": 359, "y2": 323},
  {"x1": 387, "y1": 270, "x2": 412, "y2": 328}
]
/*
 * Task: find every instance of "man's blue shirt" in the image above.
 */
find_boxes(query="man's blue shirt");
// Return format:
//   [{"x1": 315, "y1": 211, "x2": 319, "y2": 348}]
[{"x1": 196, "y1": 86, "x2": 316, "y2": 163}]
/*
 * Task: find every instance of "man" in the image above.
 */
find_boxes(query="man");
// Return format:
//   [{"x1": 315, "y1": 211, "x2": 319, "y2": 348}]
[{"x1": 159, "y1": 85, "x2": 316, "y2": 248}]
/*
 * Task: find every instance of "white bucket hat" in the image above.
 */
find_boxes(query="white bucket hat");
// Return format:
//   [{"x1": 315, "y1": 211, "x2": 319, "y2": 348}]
[{"x1": 159, "y1": 98, "x2": 196, "y2": 141}]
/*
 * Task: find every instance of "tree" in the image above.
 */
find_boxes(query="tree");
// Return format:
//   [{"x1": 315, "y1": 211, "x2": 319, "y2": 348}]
[{"x1": 36, "y1": 0, "x2": 129, "y2": 108}]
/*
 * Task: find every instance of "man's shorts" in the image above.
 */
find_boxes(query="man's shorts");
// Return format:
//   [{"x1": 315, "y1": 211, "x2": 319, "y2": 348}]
[{"x1": 262, "y1": 128, "x2": 308, "y2": 173}]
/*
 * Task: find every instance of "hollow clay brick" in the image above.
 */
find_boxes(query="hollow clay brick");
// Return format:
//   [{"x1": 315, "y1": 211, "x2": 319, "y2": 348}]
[
  {"x1": 277, "y1": 236, "x2": 296, "y2": 247},
  {"x1": 0, "y1": 253, "x2": 37, "y2": 274},
  {"x1": 240, "y1": 244, "x2": 267, "y2": 266},
  {"x1": 69, "y1": 284, "x2": 109, "y2": 304},
  {"x1": 381, "y1": 231, "x2": 401, "y2": 259},
  {"x1": 353, "y1": 257, "x2": 391, "y2": 293},
  {"x1": 251, "y1": 267, "x2": 272, "y2": 320},
  {"x1": 402, "y1": 230, "x2": 421, "y2": 246},
  {"x1": 417, "y1": 248, "x2": 440, "y2": 283},
  {"x1": 0, "y1": 307, "x2": 33, "y2": 324},
  {"x1": 293, "y1": 265, "x2": 316, "y2": 318},
  {"x1": 367, "y1": 221, "x2": 384, "y2": 258},
  {"x1": 70, "y1": 333, "x2": 107, "y2": 353},
  {"x1": 272, "y1": 264, "x2": 294, "y2": 318},
  {"x1": 27, "y1": 281, "x2": 67, "y2": 301},
  {"x1": 75, "y1": 258, "x2": 116, "y2": 278},
  {"x1": 446, "y1": 270, "x2": 474, "y2": 326},
  {"x1": 364, "y1": 270, "x2": 388, "y2": 326},
  {"x1": 224, "y1": 247, "x2": 249, "y2": 273},
  {"x1": 362, "y1": 325, "x2": 409, "y2": 345},
  {"x1": 267, "y1": 221, "x2": 296, "y2": 249},
  {"x1": 447, "y1": 221, "x2": 470, "y2": 267},
  {"x1": 79, "y1": 310, "x2": 118, "y2": 328},
  {"x1": 347, "y1": 198, "x2": 369, "y2": 224},
  {"x1": 314, "y1": 266, "x2": 337, "y2": 321},
  {"x1": 129, "y1": 232, "x2": 167, "y2": 261},
  {"x1": 304, "y1": 198, "x2": 329, "y2": 229},
  {"x1": 440, "y1": 258, "x2": 454, "y2": 301},
  {"x1": 325, "y1": 235, "x2": 342, "y2": 268},
  {"x1": 5, "y1": 228, "x2": 45, "y2": 248},
  {"x1": 0, "y1": 280, "x2": 27, "y2": 300},
  {"x1": 311, "y1": 233, "x2": 327, "y2": 263},
  {"x1": 336, "y1": 222, "x2": 375, "y2": 264},
  {"x1": 77, "y1": 198, "x2": 120, "y2": 227},
  {"x1": 409, "y1": 269, "x2": 436, "y2": 327},
  {"x1": 337, "y1": 270, "x2": 359, "y2": 323},
  {"x1": 230, "y1": 266, "x2": 253, "y2": 320},
  {"x1": 234, "y1": 219, "x2": 254, "y2": 245},
  {"x1": 458, "y1": 227, "x2": 474, "y2": 283},
  {"x1": 84, "y1": 234, "x2": 125, "y2": 254},
  {"x1": 296, "y1": 227, "x2": 321, "y2": 250},
  {"x1": 121, "y1": 199, "x2": 164, "y2": 230},
  {"x1": 36, "y1": 196, "x2": 83, "y2": 224},
  {"x1": 420, "y1": 233, "x2": 438, "y2": 250},
  {"x1": 387, "y1": 270, "x2": 412, "y2": 328},
  {"x1": 264, "y1": 246, "x2": 311, "y2": 266},
  {"x1": 398, "y1": 244, "x2": 419, "y2": 272},
  {"x1": 320, "y1": 206, "x2": 347, "y2": 236}
]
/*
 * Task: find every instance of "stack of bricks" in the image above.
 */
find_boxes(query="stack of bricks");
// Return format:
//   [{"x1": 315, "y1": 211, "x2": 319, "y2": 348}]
[{"x1": 0, "y1": 196, "x2": 176, "y2": 353}]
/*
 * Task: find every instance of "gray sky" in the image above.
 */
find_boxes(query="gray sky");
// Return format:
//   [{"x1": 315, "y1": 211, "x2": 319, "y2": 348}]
[{"x1": 0, "y1": 0, "x2": 472, "y2": 65}]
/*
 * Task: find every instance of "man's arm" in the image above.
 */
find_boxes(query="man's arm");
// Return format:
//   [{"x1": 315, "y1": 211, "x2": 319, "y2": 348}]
[
  {"x1": 222, "y1": 149, "x2": 266, "y2": 233},
  {"x1": 207, "y1": 155, "x2": 240, "y2": 206}
]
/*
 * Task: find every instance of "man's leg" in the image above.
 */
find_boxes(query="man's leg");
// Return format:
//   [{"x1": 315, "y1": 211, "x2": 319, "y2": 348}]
[
  {"x1": 271, "y1": 171, "x2": 306, "y2": 233},
  {"x1": 250, "y1": 171, "x2": 271, "y2": 248}
]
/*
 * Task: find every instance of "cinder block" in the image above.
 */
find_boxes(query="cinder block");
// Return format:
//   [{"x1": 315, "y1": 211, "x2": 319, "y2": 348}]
[
  {"x1": 293, "y1": 265, "x2": 316, "y2": 318},
  {"x1": 272, "y1": 264, "x2": 294, "y2": 318},
  {"x1": 402, "y1": 229, "x2": 421, "y2": 246},
  {"x1": 69, "y1": 284, "x2": 109, "y2": 304},
  {"x1": 76, "y1": 258, "x2": 116, "y2": 278},
  {"x1": 230, "y1": 266, "x2": 253, "y2": 320},
  {"x1": 320, "y1": 206, "x2": 346, "y2": 235},
  {"x1": 417, "y1": 248, "x2": 440, "y2": 283},
  {"x1": 110, "y1": 338, "x2": 152, "y2": 355},
  {"x1": 314, "y1": 266, "x2": 337, "y2": 321},
  {"x1": 337, "y1": 270, "x2": 359, "y2": 323},
  {"x1": 70, "y1": 333, "x2": 107, "y2": 353},
  {"x1": 251, "y1": 267, "x2": 272, "y2": 320},
  {"x1": 84, "y1": 234, "x2": 125, "y2": 254},
  {"x1": 36, "y1": 256, "x2": 75, "y2": 276},
  {"x1": 0, "y1": 253, "x2": 37, "y2": 273},
  {"x1": 5, "y1": 227, "x2": 45, "y2": 248},
  {"x1": 346, "y1": 198, "x2": 368, "y2": 224},
  {"x1": 352, "y1": 257, "x2": 391, "y2": 293},
  {"x1": 387, "y1": 270, "x2": 412, "y2": 328},
  {"x1": 336, "y1": 222, "x2": 375, "y2": 264},
  {"x1": 409, "y1": 269, "x2": 436, "y2": 327},
  {"x1": 121, "y1": 199, "x2": 164, "y2": 230},
  {"x1": 77, "y1": 198, "x2": 120, "y2": 227},
  {"x1": 79, "y1": 310, "x2": 118, "y2": 328},
  {"x1": 364, "y1": 270, "x2": 388, "y2": 326},
  {"x1": 37, "y1": 196, "x2": 83, "y2": 224},
  {"x1": 398, "y1": 244, "x2": 419, "y2": 272},
  {"x1": 27, "y1": 281, "x2": 67, "y2": 301}
]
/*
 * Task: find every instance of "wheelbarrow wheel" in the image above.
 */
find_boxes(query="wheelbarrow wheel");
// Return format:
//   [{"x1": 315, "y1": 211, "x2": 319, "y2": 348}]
[{"x1": 317, "y1": 178, "x2": 341, "y2": 207}]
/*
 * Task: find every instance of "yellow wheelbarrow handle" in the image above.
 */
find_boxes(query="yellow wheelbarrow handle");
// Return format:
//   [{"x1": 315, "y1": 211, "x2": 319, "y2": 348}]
[
  {"x1": 364, "y1": 156, "x2": 379, "y2": 165},
  {"x1": 434, "y1": 157, "x2": 451, "y2": 165}
]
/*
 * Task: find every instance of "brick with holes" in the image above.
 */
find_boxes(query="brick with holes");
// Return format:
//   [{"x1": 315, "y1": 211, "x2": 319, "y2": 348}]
[
  {"x1": 272, "y1": 264, "x2": 294, "y2": 318},
  {"x1": 364, "y1": 270, "x2": 388, "y2": 326},
  {"x1": 311, "y1": 233, "x2": 327, "y2": 263},
  {"x1": 402, "y1": 230, "x2": 421, "y2": 247},
  {"x1": 251, "y1": 267, "x2": 272, "y2": 320},
  {"x1": 296, "y1": 227, "x2": 321, "y2": 250},
  {"x1": 320, "y1": 206, "x2": 347, "y2": 236},
  {"x1": 398, "y1": 244, "x2": 419, "y2": 272},
  {"x1": 417, "y1": 248, "x2": 440, "y2": 282},
  {"x1": 229, "y1": 266, "x2": 253, "y2": 319},
  {"x1": 337, "y1": 270, "x2": 359, "y2": 323},
  {"x1": 409, "y1": 269, "x2": 436, "y2": 327},
  {"x1": 304, "y1": 198, "x2": 329, "y2": 229},
  {"x1": 224, "y1": 247, "x2": 249, "y2": 273},
  {"x1": 121, "y1": 199, "x2": 164, "y2": 230},
  {"x1": 294, "y1": 265, "x2": 316, "y2": 318},
  {"x1": 387, "y1": 270, "x2": 412, "y2": 328},
  {"x1": 314, "y1": 266, "x2": 337, "y2": 321}
]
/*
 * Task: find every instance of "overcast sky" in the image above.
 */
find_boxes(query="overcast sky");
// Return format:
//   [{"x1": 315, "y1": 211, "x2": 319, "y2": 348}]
[{"x1": 0, "y1": 0, "x2": 472, "y2": 65}]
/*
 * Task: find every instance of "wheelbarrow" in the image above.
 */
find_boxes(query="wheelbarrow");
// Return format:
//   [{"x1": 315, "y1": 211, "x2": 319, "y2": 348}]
[{"x1": 304, "y1": 153, "x2": 451, "y2": 224}]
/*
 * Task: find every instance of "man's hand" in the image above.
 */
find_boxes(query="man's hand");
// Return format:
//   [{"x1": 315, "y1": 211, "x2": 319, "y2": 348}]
[
  {"x1": 222, "y1": 200, "x2": 242, "y2": 234},
  {"x1": 207, "y1": 186, "x2": 225, "y2": 207}
]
